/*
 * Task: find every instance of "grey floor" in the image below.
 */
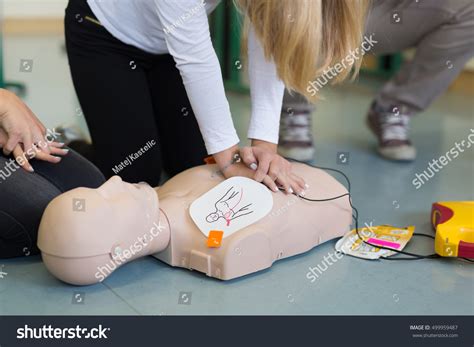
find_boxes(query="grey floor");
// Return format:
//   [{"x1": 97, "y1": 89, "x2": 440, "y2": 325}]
[{"x1": 1, "y1": 68, "x2": 473, "y2": 315}]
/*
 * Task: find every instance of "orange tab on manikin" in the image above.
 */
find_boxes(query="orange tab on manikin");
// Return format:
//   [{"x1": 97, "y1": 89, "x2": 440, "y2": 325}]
[
  {"x1": 204, "y1": 156, "x2": 216, "y2": 165},
  {"x1": 207, "y1": 230, "x2": 224, "y2": 248}
]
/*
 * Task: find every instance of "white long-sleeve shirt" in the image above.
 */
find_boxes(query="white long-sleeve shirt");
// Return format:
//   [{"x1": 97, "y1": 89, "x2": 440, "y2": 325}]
[{"x1": 87, "y1": 0, "x2": 285, "y2": 154}]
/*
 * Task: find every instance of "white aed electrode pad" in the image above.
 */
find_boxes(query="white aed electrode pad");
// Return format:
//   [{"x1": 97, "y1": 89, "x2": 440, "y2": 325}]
[{"x1": 189, "y1": 177, "x2": 273, "y2": 239}]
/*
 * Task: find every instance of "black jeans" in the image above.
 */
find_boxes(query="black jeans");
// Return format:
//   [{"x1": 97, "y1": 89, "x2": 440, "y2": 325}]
[
  {"x1": 0, "y1": 150, "x2": 105, "y2": 258},
  {"x1": 65, "y1": 0, "x2": 208, "y2": 187}
]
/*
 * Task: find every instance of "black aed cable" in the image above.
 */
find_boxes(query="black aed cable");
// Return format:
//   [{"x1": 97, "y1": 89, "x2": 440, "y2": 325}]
[{"x1": 286, "y1": 160, "x2": 474, "y2": 263}]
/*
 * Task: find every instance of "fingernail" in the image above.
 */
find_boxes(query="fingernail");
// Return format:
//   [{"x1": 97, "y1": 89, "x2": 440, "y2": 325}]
[
  {"x1": 305, "y1": 184, "x2": 309, "y2": 189},
  {"x1": 29, "y1": 166, "x2": 34, "y2": 172},
  {"x1": 273, "y1": 187, "x2": 279, "y2": 192},
  {"x1": 55, "y1": 156, "x2": 62, "y2": 162},
  {"x1": 57, "y1": 142, "x2": 65, "y2": 146},
  {"x1": 250, "y1": 163, "x2": 258, "y2": 170},
  {"x1": 62, "y1": 149, "x2": 69, "y2": 153},
  {"x1": 288, "y1": 188, "x2": 294, "y2": 194},
  {"x1": 298, "y1": 190, "x2": 305, "y2": 196}
]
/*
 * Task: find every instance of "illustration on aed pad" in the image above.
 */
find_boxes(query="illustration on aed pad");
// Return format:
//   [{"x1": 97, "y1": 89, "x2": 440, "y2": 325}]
[{"x1": 205, "y1": 186, "x2": 254, "y2": 226}]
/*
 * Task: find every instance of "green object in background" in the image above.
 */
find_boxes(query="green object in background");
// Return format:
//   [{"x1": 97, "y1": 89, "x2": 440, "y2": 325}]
[
  {"x1": 209, "y1": 1, "x2": 226, "y2": 67},
  {"x1": 362, "y1": 54, "x2": 404, "y2": 79},
  {"x1": 209, "y1": 0, "x2": 249, "y2": 93},
  {"x1": 0, "y1": 32, "x2": 27, "y2": 96},
  {"x1": 0, "y1": 32, "x2": 5, "y2": 88},
  {"x1": 225, "y1": 1, "x2": 248, "y2": 93}
]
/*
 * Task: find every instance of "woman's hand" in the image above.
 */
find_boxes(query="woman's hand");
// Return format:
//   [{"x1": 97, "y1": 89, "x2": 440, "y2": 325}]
[
  {"x1": 0, "y1": 127, "x2": 67, "y2": 171},
  {"x1": 0, "y1": 89, "x2": 68, "y2": 171},
  {"x1": 240, "y1": 139, "x2": 307, "y2": 195},
  {"x1": 212, "y1": 141, "x2": 307, "y2": 195}
]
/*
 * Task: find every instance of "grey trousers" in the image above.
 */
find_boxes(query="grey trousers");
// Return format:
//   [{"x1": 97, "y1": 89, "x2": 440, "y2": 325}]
[{"x1": 283, "y1": 0, "x2": 474, "y2": 114}]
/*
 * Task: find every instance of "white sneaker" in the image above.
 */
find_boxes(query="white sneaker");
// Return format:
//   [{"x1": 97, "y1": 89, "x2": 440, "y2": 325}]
[
  {"x1": 278, "y1": 111, "x2": 315, "y2": 162},
  {"x1": 366, "y1": 102, "x2": 416, "y2": 161}
]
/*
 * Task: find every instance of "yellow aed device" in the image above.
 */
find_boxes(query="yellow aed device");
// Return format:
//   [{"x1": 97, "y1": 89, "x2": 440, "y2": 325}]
[{"x1": 431, "y1": 201, "x2": 474, "y2": 258}]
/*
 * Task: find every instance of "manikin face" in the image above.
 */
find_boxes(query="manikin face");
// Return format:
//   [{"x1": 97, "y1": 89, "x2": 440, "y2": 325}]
[
  {"x1": 38, "y1": 176, "x2": 163, "y2": 285},
  {"x1": 206, "y1": 212, "x2": 219, "y2": 223},
  {"x1": 96, "y1": 176, "x2": 155, "y2": 208},
  {"x1": 63, "y1": 176, "x2": 158, "y2": 232}
]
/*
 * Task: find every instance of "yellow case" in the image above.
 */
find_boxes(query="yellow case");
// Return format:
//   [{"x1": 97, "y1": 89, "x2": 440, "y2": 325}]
[{"x1": 431, "y1": 201, "x2": 474, "y2": 257}]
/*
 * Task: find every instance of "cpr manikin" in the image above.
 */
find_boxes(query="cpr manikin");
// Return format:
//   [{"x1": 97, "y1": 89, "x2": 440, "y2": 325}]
[{"x1": 38, "y1": 163, "x2": 352, "y2": 285}]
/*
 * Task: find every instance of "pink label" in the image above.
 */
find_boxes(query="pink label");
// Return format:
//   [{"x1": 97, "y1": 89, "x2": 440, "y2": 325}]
[{"x1": 367, "y1": 238, "x2": 401, "y2": 249}]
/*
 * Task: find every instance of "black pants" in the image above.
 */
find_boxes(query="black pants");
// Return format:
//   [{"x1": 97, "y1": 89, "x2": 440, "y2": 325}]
[
  {"x1": 0, "y1": 150, "x2": 105, "y2": 258},
  {"x1": 65, "y1": 0, "x2": 207, "y2": 186}
]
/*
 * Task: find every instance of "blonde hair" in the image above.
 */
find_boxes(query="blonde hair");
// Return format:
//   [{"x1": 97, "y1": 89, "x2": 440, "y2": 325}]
[{"x1": 235, "y1": 0, "x2": 370, "y2": 102}]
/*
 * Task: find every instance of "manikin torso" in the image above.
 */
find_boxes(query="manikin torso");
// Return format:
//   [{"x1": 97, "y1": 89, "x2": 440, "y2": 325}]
[
  {"x1": 38, "y1": 163, "x2": 352, "y2": 285},
  {"x1": 156, "y1": 163, "x2": 351, "y2": 280}
]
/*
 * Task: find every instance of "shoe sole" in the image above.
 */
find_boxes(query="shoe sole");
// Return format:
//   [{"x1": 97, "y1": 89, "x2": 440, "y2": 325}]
[
  {"x1": 378, "y1": 145, "x2": 416, "y2": 161},
  {"x1": 278, "y1": 146, "x2": 315, "y2": 162}
]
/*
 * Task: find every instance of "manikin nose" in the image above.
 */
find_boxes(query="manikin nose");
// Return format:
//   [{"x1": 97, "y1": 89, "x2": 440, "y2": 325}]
[
  {"x1": 109, "y1": 175, "x2": 123, "y2": 184},
  {"x1": 135, "y1": 181, "x2": 151, "y2": 189},
  {"x1": 97, "y1": 176, "x2": 125, "y2": 196},
  {"x1": 105, "y1": 176, "x2": 124, "y2": 188}
]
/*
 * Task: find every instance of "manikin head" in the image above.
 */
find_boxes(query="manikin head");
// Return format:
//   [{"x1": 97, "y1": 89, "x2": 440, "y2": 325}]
[
  {"x1": 206, "y1": 212, "x2": 220, "y2": 223},
  {"x1": 38, "y1": 176, "x2": 170, "y2": 286}
]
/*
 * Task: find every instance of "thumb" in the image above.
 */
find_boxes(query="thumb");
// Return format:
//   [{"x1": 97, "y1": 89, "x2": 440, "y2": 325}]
[
  {"x1": 240, "y1": 147, "x2": 258, "y2": 171},
  {"x1": 3, "y1": 131, "x2": 22, "y2": 155}
]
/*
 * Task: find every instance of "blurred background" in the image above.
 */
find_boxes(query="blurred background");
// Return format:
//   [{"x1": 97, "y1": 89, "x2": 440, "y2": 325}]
[
  {"x1": 2, "y1": 0, "x2": 86, "y2": 136},
  {"x1": 2, "y1": 0, "x2": 474, "y2": 142}
]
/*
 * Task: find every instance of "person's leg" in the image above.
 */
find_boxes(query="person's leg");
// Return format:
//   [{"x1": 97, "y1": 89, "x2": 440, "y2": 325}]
[
  {"x1": 0, "y1": 150, "x2": 105, "y2": 258},
  {"x1": 65, "y1": 0, "x2": 163, "y2": 186},
  {"x1": 147, "y1": 55, "x2": 208, "y2": 177},
  {"x1": 278, "y1": 91, "x2": 316, "y2": 162},
  {"x1": 365, "y1": 0, "x2": 474, "y2": 160}
]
